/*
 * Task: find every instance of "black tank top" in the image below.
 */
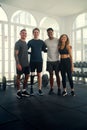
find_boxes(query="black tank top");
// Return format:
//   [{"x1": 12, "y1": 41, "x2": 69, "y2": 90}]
[{"x1": 59, "y1": 46, "x2": 69, "y2": 54}]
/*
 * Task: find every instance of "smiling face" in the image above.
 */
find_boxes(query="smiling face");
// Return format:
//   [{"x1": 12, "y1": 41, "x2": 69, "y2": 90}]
[
  {"x1": 61, "y1": 35, "x2": 68, "y2": 43},
  {"x1": 20, "y1": 29, "x2": 27, "y2": 40},
  {"x1": 58, "y1": 34, "x2": 70, "y2": 47},
  {"x1": 33, "y1": 28, "x2": 40, "y2": 39},
  {"x1": 47, "y1": 30, "x2": 54, "y2": 39}
]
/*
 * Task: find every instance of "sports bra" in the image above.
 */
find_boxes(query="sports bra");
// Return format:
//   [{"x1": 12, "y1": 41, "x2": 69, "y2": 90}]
[{"x1": 59, "y1": 46, "x2": 69, "y2": 54}]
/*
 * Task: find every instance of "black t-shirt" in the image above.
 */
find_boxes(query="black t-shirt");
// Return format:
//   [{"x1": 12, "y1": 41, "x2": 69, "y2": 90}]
[{"x1": 27, "y1": 39, "x2": 47, "y2": 62}]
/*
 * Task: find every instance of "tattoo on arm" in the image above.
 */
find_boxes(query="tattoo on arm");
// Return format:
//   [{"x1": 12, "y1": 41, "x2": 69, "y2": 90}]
[{"x1": 14, "y1": 50, "x2": 20, "y2": 65}]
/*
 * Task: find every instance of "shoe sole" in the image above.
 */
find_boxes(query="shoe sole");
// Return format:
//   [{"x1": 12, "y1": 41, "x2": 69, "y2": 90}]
[
  {"x1": 16, "y1": 95, "x2": 22, "y2": 99},
  {"x1": 22, "y1": 94, "x2": 30, "y2": 97},
  {"x1": 49, "y1": 92, "x2": 55, "y2": 95},
  {"x1": 30, "y1": 93, "x2": 35, "y2": 96},
  {"x1": 38, "y1": 93, "x2": 43, "y2": 96},
  {"x1": 71, "y1": 94, "x2": 75, "y2": 96},
  {"x1": 62, "y1": 93, "x2": 67, "y2": 96}
]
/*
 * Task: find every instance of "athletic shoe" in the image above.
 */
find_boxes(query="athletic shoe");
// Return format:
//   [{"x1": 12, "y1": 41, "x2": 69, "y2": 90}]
[
  {"x1": 71, "y1": 91, "x2": 75, "y2": 96},
  {"x1": 22, "y1": 90, "x2": 30, "y2": 97},
  {"x1": 30, "y1": 88, "x2": 34, "y2": 96},
  {"x1": 48, "y1": 88, "x2": 55, "y2": 95},
  {"x1": 57, "y1": 88, "x2": 61, "y2": 96},
  {"x1": 38, "y1": 89, "x2": 43, "y2": 96},
  {"x1": 62, "y1": 91, "x2": 67, "y2": 96},
  {"x1": 17, "y1": 91, "x2": 22, "y2": 99}
]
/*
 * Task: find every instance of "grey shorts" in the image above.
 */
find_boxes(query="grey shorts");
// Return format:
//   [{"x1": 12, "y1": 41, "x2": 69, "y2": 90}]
[{"x1": 46, "y1": 61, "x2": 60, "y2": 74}]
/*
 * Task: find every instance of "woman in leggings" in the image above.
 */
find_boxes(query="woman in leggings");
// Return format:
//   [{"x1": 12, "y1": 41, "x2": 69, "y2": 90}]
[{"x1": 58, "y1": 34, "x2": 75, "y2": 96}]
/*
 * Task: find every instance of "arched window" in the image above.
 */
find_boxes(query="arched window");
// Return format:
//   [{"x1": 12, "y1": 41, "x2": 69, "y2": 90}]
[
  {"x1": 73, "y1": 13, "x2": 87, "y2": 29},
  {"x1": 0, "y1": 7, "x2": 8, "y2": 79},
  {"x1": 0, "y1": 7, "x2": 8, "y2": 21},
  {"x1": 11, "y1": 10, "x2": 36, "y2": 26},
  {"x1": 72, "y1": 13, "x2": 87, "y2": 62},
  {"x1": 40, "y1": 17, "x2": 59, "y2": 39},
  {"x1": 10, "y1": 11, "x2": 37, "y2": 80}
]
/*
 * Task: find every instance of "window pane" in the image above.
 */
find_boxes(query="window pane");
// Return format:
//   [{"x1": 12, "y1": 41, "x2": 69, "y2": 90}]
[
  {"x1": 0, "y1": 36, "x2": 2, "y2": 48},
  {"x1": 0, "y1": 7, "x2": 8, "y2": 21},
  {"x1": 5, "y1": 61, "x2": 8, "y2": 73},
  {"x1": 0, "y1": 49, "x2": 2, "y2": 60},
  {"x1": 0, "y1": 61, "x2": 2, "y2": 73},
  {"x1": 83, "y1": 28, "x2": 87, "y2": 61},
  {"x1": 76, "y1": 30, "x2": 81, "y2": 61},
  {"x1": 5, "y1": 49, "x2": 8, "y2": 60},
  {"x1": 73, "y1": 13, "x2": 87, "y2": 28},
  {"x1": 11, "y1": 61, "x2": 15, "y2": 73},
  {"x1": 11, "y1": 50, "x2": 14, "y2": 60}
]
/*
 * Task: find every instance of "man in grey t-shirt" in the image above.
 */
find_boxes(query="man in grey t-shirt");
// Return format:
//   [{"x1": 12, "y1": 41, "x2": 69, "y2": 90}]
[
  {"x1": 45, "y1": 28, "x2": 61, "y2": 95},
  {"x1": 14, "y1": 29, "x2": 30, "y2": 99}
]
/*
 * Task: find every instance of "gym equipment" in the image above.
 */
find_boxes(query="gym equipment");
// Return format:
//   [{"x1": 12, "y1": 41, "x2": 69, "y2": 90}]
[
  {"x1": 42, "y1": 74, "x2": 49, "y2": 87},
  {"x1": 0, "y1": 76, "x2": 7, "y2": 90}
]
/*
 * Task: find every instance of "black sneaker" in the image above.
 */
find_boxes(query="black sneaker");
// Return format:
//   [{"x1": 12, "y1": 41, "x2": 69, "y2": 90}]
[
  {"x1": 57, "y1": 88, "x2": 61, "y2": 96},
  {"x1": 30, "y1": 88, "x2": 34, "y2": 96},
  {"x1": 71, "y1": 91, "x2": 75, "y2": 96},
  {"x1": 62, "y1": 91, "x2": 67, "y2": 96},
  {"x1": 38, "y1": 89, "x2": 43, "y2": 96},
  {"x1": 49, "y1": 88, "x2": 54, "y2": 95},
  {"x1": 22, "y1": 91, "x2": 30, "y2": 97},
  {"x1": 17, "y1": 91, "x2": 22, "y2": 99}
]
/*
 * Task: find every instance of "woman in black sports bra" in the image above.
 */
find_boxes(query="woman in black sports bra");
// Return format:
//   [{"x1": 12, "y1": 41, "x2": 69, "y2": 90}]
[{"x1": 58, "y1": 34, "x2": 75, "y2": 96}]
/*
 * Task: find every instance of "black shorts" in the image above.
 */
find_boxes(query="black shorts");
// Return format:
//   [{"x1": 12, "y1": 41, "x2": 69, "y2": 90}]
[
  {"x1": 30, "y1": 62, "x2": 43, "y2": 73},
  {"x1": 17, "y1": 66, "x2": 30, "y2": 75},
  {"x1": 46, "y1": 61, "x2": 60, "y2": 74}
]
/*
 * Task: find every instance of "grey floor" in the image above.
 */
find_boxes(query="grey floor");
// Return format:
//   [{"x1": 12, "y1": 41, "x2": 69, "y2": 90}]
[{"x1": 0, "y1": 81, "x2": 87, "y2": 130}]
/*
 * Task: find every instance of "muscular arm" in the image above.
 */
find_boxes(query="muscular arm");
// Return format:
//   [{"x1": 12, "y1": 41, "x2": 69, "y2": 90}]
[
  {"x1": 14, "y1": 50, "x2": 20, "y2": 65},
  {"x1": 14, "y1": 50, "x2": 22, "y2": 71}
]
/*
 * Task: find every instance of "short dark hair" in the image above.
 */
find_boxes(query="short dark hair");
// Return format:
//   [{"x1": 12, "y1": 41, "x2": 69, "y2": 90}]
[
  {"x1": 33, "y1": 28, "x2": 40, "y2": 33},
  {"x1": 20, "y1": 29, "x2": 26, "y2": 33},
  {"x1": 47, "y1": 28, "x2": 54, "y2": 32}
]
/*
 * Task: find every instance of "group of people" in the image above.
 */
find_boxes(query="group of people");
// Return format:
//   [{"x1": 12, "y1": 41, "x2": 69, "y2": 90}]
[{"x1": 14, "y1": 27, "x2": 75, "y2": 99}]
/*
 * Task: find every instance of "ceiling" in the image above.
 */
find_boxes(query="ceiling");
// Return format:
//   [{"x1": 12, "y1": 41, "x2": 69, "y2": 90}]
[{"x1": 0, "y1": 0, "x2": 87, "y2": 16}]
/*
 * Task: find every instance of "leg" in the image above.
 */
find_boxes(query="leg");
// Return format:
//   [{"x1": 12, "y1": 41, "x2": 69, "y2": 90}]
[
  {"x1": 55, "y1": 72, "x2": 60, "y2": 88},
  {"x1": 22, "y1": 74, "x2": 30, "y2": 97},
  {"x1": 30, "y1": 72, "x2": 35, "y2": 95},
  {"x1": 55, "y1": 72, "x2": 61, "y2": 95},
  {"x1": 37, "y1": 72, "x2": 43, "y2": 95},
  {"x1": 22, "y1": 67, "x2": 30, "y2": 97},
  {"x1": 16, "y1": 74, "x2": 21, "y2": 90},
  {"x1": 61, "y1": 69, "x2": 67, "y2": 96},
  {"x1": 23, "y1": 74, "x2": 29, "y2": 89},
  {"x1": 48, "y1": 72, "x2": 55, "y2": 95},
  {"x1": 37, "y1": 72, "x2": 42, "y2": 90},
  {"x1": 16, "y1": 74, "x2": 22, "y2": 98},
  {"x1": 46, "y1": 61, "x2": 54, "y2": 93},
  {"x1": 49, "y1": 72, "x2": 54, "y2": 89},
  {"x1": 37, "y1": 62, "x2": 43, "y2": 95},
  {"x1": 67, "y1": 70, "x2": 75, "y2": 96},
  {"x1": 30, "y1": 62, "x2": 35, "y2": 95},
  {"x1": 66, "y1": 59, "x2": 75, "y2": 96}
]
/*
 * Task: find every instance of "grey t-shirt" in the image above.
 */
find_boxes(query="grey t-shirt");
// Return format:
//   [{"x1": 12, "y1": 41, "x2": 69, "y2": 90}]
[
  {"x1": 14, "y1": 39, "x2": 29, "y2": 67},
  {"x1": 45, "y1": 38, "x2": 60, "y2": 62}
]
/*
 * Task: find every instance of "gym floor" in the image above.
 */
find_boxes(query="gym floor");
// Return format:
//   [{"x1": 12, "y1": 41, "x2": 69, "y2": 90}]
[{"x1": 0, "y1": 81, "x2": 87, "y2": 130}]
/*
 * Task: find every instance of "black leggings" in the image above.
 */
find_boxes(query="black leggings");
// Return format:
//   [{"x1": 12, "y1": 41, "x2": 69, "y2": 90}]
[{"x1": 60, "y1": 58, "x2": 73, "y2": 89}]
